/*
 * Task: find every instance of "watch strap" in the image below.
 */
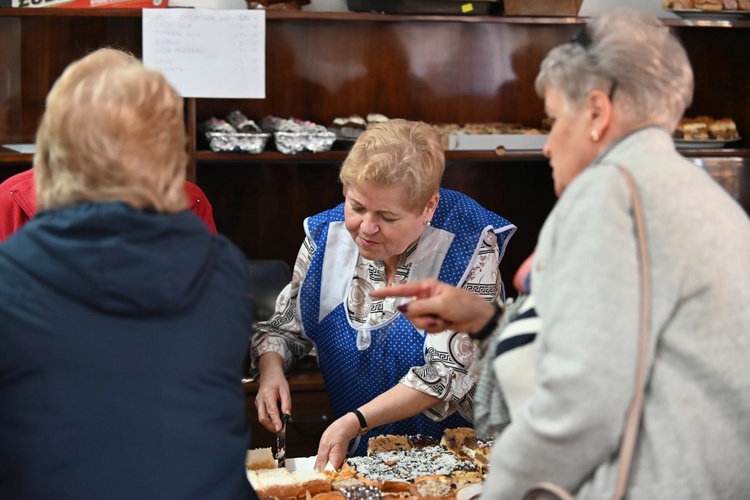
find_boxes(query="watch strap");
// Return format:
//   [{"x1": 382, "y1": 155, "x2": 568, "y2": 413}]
[{"x1": 352, "y1": 409, "x2": 368, "y2": 435}]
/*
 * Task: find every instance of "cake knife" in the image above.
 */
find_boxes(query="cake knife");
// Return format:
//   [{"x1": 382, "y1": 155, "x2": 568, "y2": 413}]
[{"x1": 276, "y1": 413, "x2": 291, "y2": 468}]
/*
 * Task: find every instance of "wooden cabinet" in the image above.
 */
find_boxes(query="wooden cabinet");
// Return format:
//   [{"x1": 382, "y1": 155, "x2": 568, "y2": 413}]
[
  {"x1": 1, "y1": 9, "x2": 749, "y2": 281},
  {"x1": 244, "y1": 371, "x2": 334, "y2": 458}
]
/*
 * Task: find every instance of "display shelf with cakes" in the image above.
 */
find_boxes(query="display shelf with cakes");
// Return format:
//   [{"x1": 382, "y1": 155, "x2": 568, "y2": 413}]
[
  {"x1": 663, "y1": 0, "x2": 750, "y2": 20},
  {"x1": 2, "y1": 7, "x2": 750, "y2": 294}
]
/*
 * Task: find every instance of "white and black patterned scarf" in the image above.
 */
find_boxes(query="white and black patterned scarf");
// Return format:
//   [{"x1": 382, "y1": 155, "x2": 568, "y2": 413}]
[{"x1": 474, "y1": 294, "x2": 539, "y2": 438}]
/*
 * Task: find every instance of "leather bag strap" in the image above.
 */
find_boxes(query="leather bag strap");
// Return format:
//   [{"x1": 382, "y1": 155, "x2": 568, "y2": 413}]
[{"x1": 612, "y1": 165, "x2": 651, "y2": 500}]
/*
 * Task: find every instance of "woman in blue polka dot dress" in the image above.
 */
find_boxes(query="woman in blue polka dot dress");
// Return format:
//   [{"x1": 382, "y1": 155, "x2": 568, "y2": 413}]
[{"x1": 249, "y1": 119, "x2": 515, "y2": 469}]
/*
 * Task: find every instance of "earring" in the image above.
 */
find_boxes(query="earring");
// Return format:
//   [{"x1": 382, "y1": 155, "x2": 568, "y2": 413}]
[
  {"x1": 591, "y1": 130, "x2": 600, "y2": 142},
  {"x1": 424, "y1": 220, "x2": 432, "y2": 226}
]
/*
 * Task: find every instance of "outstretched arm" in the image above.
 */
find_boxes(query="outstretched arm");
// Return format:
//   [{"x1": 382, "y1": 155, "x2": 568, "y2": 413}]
[
  {"x1": 370, "y1": 278, "x2": 496, "y2": 335},
  {"x1": 313, "y1": 384, "x2": 441, "y2": 471}
]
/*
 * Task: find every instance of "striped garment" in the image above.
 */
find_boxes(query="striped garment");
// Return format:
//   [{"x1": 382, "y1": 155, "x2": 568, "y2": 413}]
[{"x1": 473, "y1": 293, "x2": 540, "y2": 438}]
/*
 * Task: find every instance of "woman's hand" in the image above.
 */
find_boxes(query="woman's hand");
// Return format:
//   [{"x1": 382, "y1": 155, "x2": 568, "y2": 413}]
[
  {"x1": 370, "y1": 278, "x2": 495, "y2": 335},
  {"x1": 313, "y1": 412, "x2": 360, "y2": 471},
  {"x1": 255, "y1": 353, "x2": 292, "y2": 433}
]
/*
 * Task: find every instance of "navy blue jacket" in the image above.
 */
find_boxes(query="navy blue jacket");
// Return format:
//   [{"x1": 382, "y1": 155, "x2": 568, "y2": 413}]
[{"x1": 0, "y1": 202, "x2": 256, "y2": 500}]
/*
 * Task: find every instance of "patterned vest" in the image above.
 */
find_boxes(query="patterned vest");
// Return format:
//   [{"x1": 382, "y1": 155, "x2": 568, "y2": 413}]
[{"x1": 299, "y1": 188, "x2": 515, "y2": 455}]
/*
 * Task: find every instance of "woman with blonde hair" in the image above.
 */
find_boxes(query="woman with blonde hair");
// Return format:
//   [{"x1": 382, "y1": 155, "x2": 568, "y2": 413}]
[
  {"x1": 374, "y1": 10, "x2": 750, "y2": 499},
  {"x1": 0, "y1": 47, "x2": 217, "y2": 242},
  {"x1": 250, "y1": 118, "x2": 516, "y2": 469},
  {"x1": 0, "y1": 49, "x2": 256, "y2": 499}
]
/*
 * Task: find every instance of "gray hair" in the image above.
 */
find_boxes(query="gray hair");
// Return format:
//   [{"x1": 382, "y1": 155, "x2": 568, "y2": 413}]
[{"x1": 535, "y1": 9, "x2": 693, "y2": 131}]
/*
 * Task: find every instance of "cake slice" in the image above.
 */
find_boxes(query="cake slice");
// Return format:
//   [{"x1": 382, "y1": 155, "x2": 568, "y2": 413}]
[
  {"x1": 246, "y1": 447, "x2": 276, "y2": 471},
  {"x1": 695, "y1": 0, "x2": 724, "y2": 9},
  {"x1": 708, "y1": 118, "x2": 740, "y2": 140},
  {"x1": 663, "y1": 0, "x2": 696, "y2": 7},
  {"x1": 366, "y1": 434, "x2": 411, "y2": 454},
  {"x1": 676, "y1": 118, "x2": 710, "y2": 141},
  {"x1": 247, "y1": 467, "x2": 332, "y2": 499},
  {"x1": 440, "y1": 427, "x2": 477, "y2": 459}
]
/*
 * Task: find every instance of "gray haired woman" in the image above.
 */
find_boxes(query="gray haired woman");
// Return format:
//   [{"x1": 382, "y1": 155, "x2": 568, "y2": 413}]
[{"x1": 373, "y1": 9, "x2": 750, "y2": 499}]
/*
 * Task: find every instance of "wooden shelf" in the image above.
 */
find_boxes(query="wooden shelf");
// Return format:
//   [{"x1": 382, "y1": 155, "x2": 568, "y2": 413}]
[
  {"x1": 4, "y1": 147, "x2": 749, "y2": 166},
  {"x1": 0, "y1": 7, "x2": 143, "y2": 17},
  {"x1": 3, "y1": 7, "x2": 749, "y2": 281},
  {"x1": 2, "y1": 8, "x2": 749, "y2": 27},
  {"x1": 192, "y1": 148, "x2": 750, "y2": 164}
]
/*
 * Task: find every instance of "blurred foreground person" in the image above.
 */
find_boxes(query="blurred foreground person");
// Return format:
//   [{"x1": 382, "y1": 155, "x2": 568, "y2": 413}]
[
  {"x1": 373, "y1": 10, "x2": 750, "y2": 499},
  {"x1": 0, "y1": 48, "x2": 257, "y2": 499}
]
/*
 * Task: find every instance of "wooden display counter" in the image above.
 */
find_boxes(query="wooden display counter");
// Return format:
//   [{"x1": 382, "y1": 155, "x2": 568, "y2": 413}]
[{"x1": 244, "y1": 370, "x2": 334, "y2": 458}]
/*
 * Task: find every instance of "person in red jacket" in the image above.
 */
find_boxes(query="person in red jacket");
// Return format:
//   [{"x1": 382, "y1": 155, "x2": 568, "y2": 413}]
[{"x1": 0, "y1": 168, "x2": 216, "y2": 241}]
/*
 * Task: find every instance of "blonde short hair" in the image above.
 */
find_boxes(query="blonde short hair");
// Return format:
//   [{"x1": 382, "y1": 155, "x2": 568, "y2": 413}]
[
  {"x1": 339, "y1": 119, "x2": 444, "y2": 212},
  {"x1": 34, "y1": 48, "x2": 188, "y2": 213}
]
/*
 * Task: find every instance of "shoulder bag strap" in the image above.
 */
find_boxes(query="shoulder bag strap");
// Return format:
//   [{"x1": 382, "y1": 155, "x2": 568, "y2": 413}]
[{"x1": 612, "y1": 165, "x2": 651, "y2": 500}]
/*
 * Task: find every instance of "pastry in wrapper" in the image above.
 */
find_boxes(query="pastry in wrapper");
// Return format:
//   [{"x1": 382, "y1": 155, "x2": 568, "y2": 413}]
[
  {"x1": 227, "y1": 110, "x2": 262, "y2": 133},
  {"x1": 202, "y1": 114, "x2": 270, "y2": 154},
  {"x1": 203, "y1": 117, "x2": 235, "y2": 134},
  {"x1": 204, "y1": 131, "x2": 270, "y2": 154},
  {"x1": 262, "y1": 115, "x2": 336, "y2": 154}
]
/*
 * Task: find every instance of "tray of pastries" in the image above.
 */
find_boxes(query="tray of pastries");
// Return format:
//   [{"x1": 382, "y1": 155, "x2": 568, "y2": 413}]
[
  {"x1": 663, "y1": 0, "x2": 750, "y2": 19},
  {"x1": 246, "y1": 427, "x2": 492, "y2": 499},
  {"x1": 673, "y1": 115, "x2": 742, "y2": 149},
  {"x1": 433, "y1": 122, "x2": 548, "y2": 152}
]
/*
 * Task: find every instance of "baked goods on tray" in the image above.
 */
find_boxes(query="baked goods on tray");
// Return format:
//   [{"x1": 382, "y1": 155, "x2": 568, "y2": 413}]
[
  {"x1": 663, "y1": 0, "x2": 749, "y2": 9},
  {"x1": 329, "y1": 113, "x2": 390, "y2": 141},
  {"x1": 246, "y1": 427, "x2": 491, "y2": 499},
  {"x1": 246, "y1": 468, "x2": 331, "y2": 498},
  {"x1": 432, "y1": 122, "x2": 546, "y2": 151},
  {"x1": 674, "y1": 116, "x2": 740, "y2": 141}
]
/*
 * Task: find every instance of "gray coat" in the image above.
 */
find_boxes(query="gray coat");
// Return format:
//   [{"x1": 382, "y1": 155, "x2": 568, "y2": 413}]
[{"x1": 482, "y1": 127, "x2": 750, "y2": 499}]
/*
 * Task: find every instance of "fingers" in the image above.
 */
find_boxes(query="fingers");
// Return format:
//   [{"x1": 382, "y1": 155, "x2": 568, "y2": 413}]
[
  {"x1": 278, "y1": 386, "x2": 292, "y2": 421},
  {"x1": 401, "y1": 314, "x2": 447, "y2": 333},
  {"x1": 370, "y1": 279, "x2": 440, "y2": 299},
  {"x1": 313, "y1": 447, "x2": 329, "y2": 472},
  {"x1": 327, "y1": 446, "x2": 346, "y2": 471},
  {"x1": 314, "y1": 438, "x2": 346, "y2": 472},
  {"x1": 369, "y1": 282, "x2": 420, "y2": 298},
  {"x1": 255, "y1": 397, "x2": 278, "y2": 434},
  {"x1": 314, "y1": 417, "x2": 357, "y2": 471},
  {"x1": 256, "y1": 394, "x2": 281, "y2": 433},
  {"x1": 255, "y1": 381, "x2": 293, "y2": 433}
]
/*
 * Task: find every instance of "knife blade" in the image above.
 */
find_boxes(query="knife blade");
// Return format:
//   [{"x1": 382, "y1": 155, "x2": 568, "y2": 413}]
[{"x1": 276, "y1": 413, "x2": 291, "y2": 469}]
